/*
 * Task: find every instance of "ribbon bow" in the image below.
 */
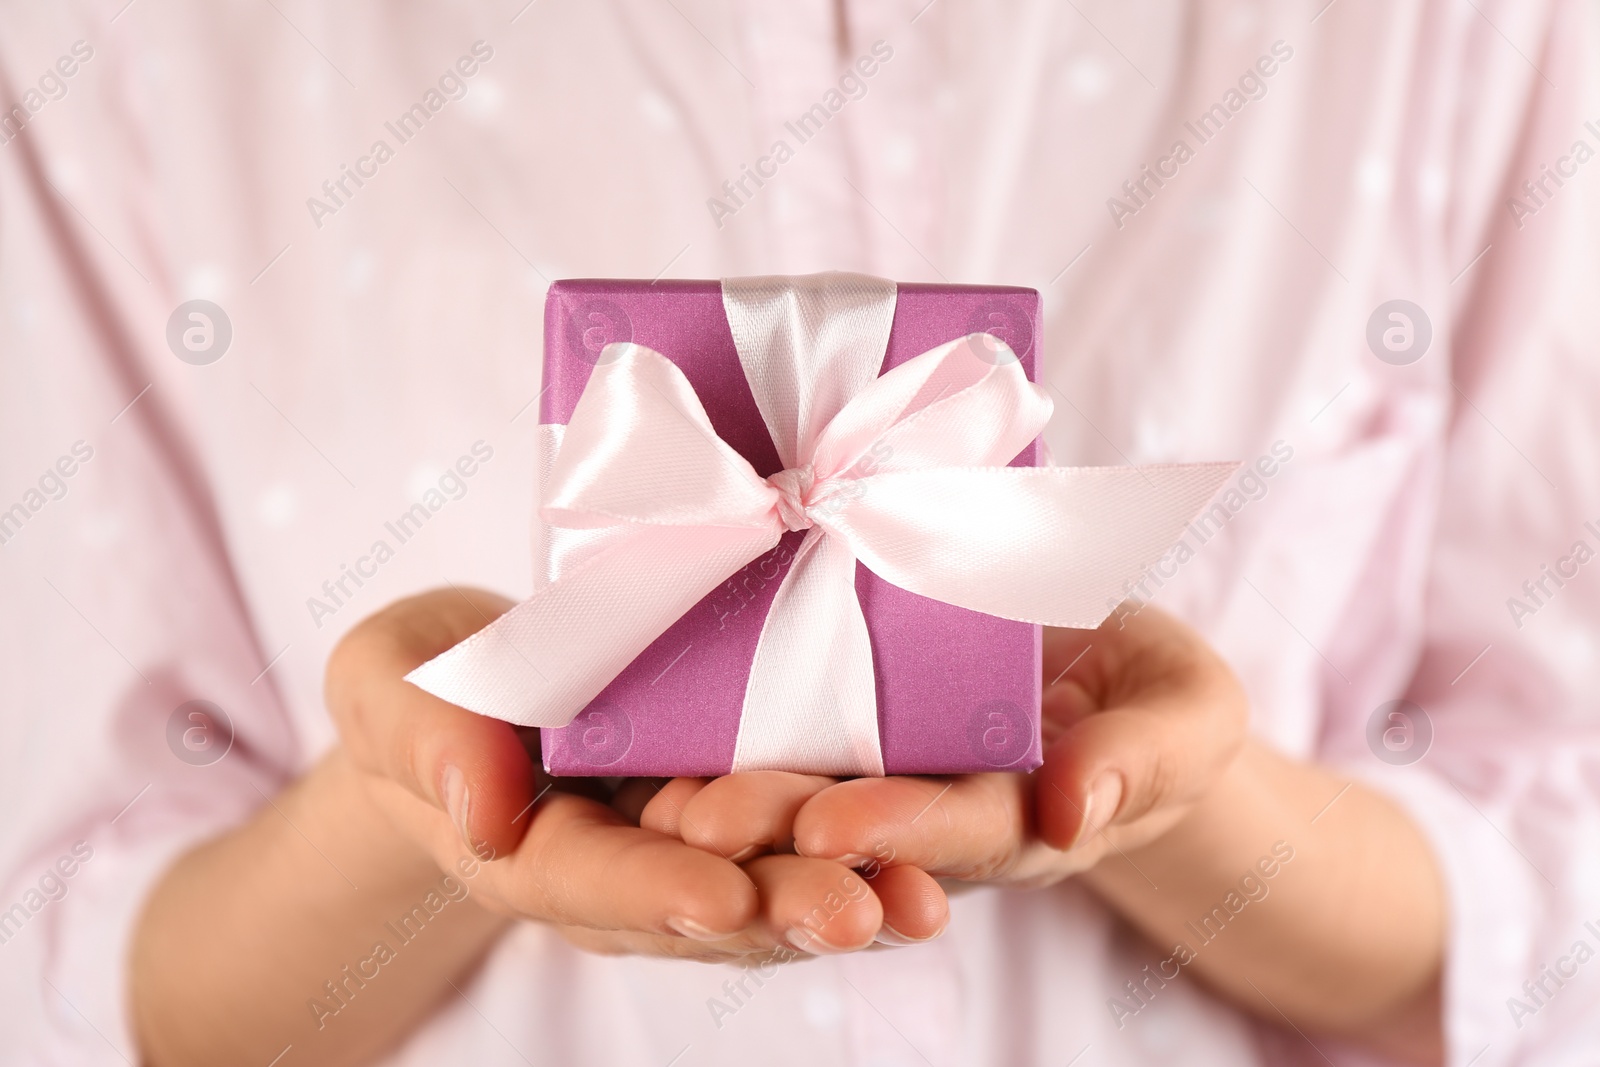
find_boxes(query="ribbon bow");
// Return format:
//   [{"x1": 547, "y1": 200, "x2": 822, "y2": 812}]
[{"x1": 407, "y1": 273, "x2": 1232, "y2": 776}]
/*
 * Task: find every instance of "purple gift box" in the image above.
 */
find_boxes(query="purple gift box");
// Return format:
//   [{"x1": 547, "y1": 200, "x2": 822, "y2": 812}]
[{"x1": 538, "y1": 279, "x2": 1044, "y2": 777}]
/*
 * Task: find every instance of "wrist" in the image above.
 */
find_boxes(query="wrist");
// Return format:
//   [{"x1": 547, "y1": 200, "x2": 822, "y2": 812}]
[
  {"x1": 133, "y1": 750, "x2": 509, "y2": 1067},
  {"x1": 1072, "y1": 738, "x2": 1445, "y2": 1049}
]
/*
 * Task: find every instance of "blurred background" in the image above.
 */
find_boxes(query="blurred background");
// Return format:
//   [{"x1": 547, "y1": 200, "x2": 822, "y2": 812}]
[{"x1": 3, "y1": 2, "x2": 1599, "y2": 1065}]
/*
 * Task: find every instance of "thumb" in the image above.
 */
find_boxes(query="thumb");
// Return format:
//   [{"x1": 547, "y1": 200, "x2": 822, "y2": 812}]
[
  {"x1": 326, "y1": 587, "x2": 538, "y2": 860},
  {"x1": 1035, "y1": 645, "x2": 1245, "y2": 852}
]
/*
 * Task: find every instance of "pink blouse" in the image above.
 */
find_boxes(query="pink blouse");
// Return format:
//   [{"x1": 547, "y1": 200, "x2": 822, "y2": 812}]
[{"x1": 2, "y1": 1, "x2": 1598, "y2": 1063}]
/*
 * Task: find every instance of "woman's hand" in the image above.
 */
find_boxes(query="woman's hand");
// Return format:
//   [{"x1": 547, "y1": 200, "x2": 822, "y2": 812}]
[
  {"x1": 137, "y1": 591, "x2": 902, "y2": 1067},
  {"x1": 326, "y1": 588, "x2": 887, "y2": 962},
  {"x1": 642, "y1": 605, "x2": 1248, "y2": 921},
  {"x1": 795, "y1": 604, "x2": 1250, "y2": 885},
  {"x1": 648, "y1": 605, "x2": 1445, "y2": 1061}
]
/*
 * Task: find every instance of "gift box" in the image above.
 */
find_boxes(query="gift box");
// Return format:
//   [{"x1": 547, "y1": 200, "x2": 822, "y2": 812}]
[
  {"x1": 538, "y1": 279, "x2": 1045, "y2": 777},
  {"x1": 406, "y1": 272, "x2": 1233, "y2": 779}
]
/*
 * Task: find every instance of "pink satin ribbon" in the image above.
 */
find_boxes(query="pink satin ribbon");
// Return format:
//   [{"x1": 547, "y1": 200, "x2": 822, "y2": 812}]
[{"x1": 406, "y1": 273, "x2": 1234, "y2": 775}]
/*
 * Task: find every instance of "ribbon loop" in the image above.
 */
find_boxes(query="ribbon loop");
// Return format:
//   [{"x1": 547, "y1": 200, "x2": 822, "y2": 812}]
[{"x1": 542, "y1": 343, "x2": 776, "y2": 531}]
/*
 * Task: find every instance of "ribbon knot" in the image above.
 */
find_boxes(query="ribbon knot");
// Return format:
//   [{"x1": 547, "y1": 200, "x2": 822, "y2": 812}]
[{"x1": 765, "y1": 466, "x2": 816, "y2": 532}]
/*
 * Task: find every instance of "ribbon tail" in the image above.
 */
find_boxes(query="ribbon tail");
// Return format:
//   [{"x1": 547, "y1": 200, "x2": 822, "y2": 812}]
[
  {"x1": 826, "y1": 463, "x2": 1238, "y2": 628},
  {"x1": 406, "y1": 524, "x2": 779, "y2": 727},
  {"x1": 732, "y1": 528, "x2": 884, "y2": 776}
]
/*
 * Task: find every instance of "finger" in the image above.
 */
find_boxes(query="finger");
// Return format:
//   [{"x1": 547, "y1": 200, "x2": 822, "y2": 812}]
[
  {"x1": 669, "y1": 772, "x2": 837, "y2": 861},
  {"x1": 555, "y1": 925, "x2": 791, "y2": 964},
  {"x1": 865, "y1": 864, "x2": 948, "y2": 945},
  {"x1": 1036, "y1": 618, "x2": 1247, "y2": 851},
  {"x1": 743, "y1": 854, "x2": 882, "y2": 954},
  {"x1": 611, "y1": 778, "x2": 671, "y2": 824},
  {"x1": 1040, "y1": 627, "x2": 1102, "y2": 744},
  {"x1": 639, "y1": 778, "x2": 712, "y2": 837},
  {"x1": 1042, "y1": 623, "x2": 1098, "y2": 689},
  {"x1": 793, "y1": 775, "x2": 1026, "y2": 881},
  {"x1": 1037, "y1": 695, "x2": 1234, "y2": 851},
  {"x1": 1041, "y1": 607, "x2": 1177, "y2": 713},
  {"x1": 326, "y1": 588, "x2": 537, "y2": 860},
  {"x1": 474, "y1": 789, "x2": 761, "y2": 938}
]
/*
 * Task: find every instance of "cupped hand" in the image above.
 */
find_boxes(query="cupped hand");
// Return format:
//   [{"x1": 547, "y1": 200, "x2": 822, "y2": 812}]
[
  {"x1": 639, "y1": 772, "x2": 950, "y2": 947},
  {"x1": 325, "y1": 588, "x2": 885, "y2": 962},
  {"x1": 645, "y1": 604, "x2": 1248, "y2": 934}
]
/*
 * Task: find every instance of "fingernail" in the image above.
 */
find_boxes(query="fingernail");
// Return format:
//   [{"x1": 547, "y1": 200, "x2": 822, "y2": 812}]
[
  {"x1": 666, "y1": 916, "x2": 740, "y2": 942},
  {"x1": 874, "y1": 920, "x2": 946, "y2": 947},
  {"x1": 1069, "y1": 772, "x2": 1123, "y2": 851},
  {"x1": 440, "y1": 764, "x2": 472, "y2": 851},
  {"x1": 785, "y1": 927, "x2": 854, "y2": 955},
  {"x1": 830, "y1": 854, "x2": 873, "y2": 868}
]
